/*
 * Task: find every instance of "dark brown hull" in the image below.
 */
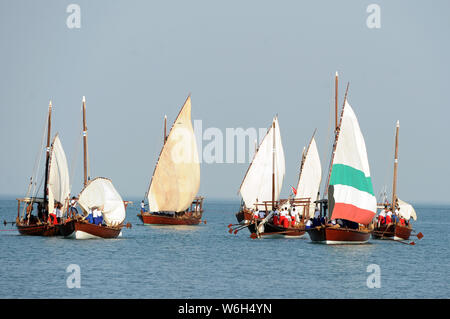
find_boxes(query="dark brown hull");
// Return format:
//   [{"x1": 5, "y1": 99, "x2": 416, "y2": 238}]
[
  {"x1": 394, "y1": 224, "x2": 412, "y2": 240},
  {"x1": 60, "y1": 219, "x2": 122, "y2": 239},
  {"x1": 248, "y1": 221, "x2": 306, "y2": 238},
  {"x1": 372, "y1": 224, "x2": 395, "y2": 239},
  {"x1": 16, "y1": 223, "x2": 60, "y2": 237},
  {"x1": 235, "y1": 210, "x2": 253, "y2": 224},
  {"x1": 372, "y1": 223, "x2": 412, "y2": 241},
  {"x1": 138, "y1": 213, "x2": 202, "y2": 225},
  {"x1": 306, "y1": 226, "x2": 371, "y2": 244}
]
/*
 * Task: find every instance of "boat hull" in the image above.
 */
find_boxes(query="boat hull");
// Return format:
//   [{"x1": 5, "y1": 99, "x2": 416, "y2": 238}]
[
  {"x1": 306, "y1": 226, "x2": 371, "y2": 244},
  {"x1": 138, "y1": 213, "x2": 202, "y2": 225},
  {"x1": 60, "y1": 219, "x2": 122, "y2": 239},
  {"x1": 16, "y1": 223, "x2": 60, "y2": 237},
  {"x1": 394, "y1": 224, "x2": 412, "y2": 241},
  {"x1": 372, "y1": 224, "x2": 395, "y2": 239},
  {"x1": 248, "y1": 221, "x2": 306, "y2": 238},
  {"x1": 372, "y1": 223, "x2": 412, "y2": 241},
  {"x1": 235, "y1": 210, "x2": 253, "y2": 224}
]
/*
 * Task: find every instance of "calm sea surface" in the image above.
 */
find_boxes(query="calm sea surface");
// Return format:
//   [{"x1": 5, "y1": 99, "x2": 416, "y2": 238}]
[{"x1": 0, "y1": 198, "x2": 448, "y2": 299}]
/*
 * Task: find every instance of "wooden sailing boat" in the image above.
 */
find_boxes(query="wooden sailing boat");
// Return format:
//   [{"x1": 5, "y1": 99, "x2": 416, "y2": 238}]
[
  {"x1": 232, "y1": 117, "x2": 296, "y2": 238},
  {"x1": 16, "y1": 101, "x2": 71, "y2": 236},
  {"x1": 372, "y1": 121, "x2": 419, "y2": 241},
  {"x1": 306, "y1": 73, "x2": 377, "y2": 244},
  {"x1": 137, "y1": 95, "x2": 204, "y2": 226},
  {"x1": 60, "y1": 96, "x2": 127, "y2": 239}
]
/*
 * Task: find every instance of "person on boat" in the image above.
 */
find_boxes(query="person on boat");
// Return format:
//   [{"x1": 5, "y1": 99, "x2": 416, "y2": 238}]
[
  {"x1": 305, "y1": 218, "x2": 312, "y2": 229},
  {"x1": 312, "y1": 209, "x2": 321, "y2": 227},
  {"x1": 291, "y1": 212, "x2": 297, "y2": 227},
  {"x1": 69, "y1": 197, "x2": 78, "y2": 218},
  {"x1": 140, "y1": 200, "x2": 147, "y2": 213},
  {"x1": 386, "y1": 209, "x2": 393, "y2": 224},
  {"x1": 92, "y1": 207, "x2": 103, "y2": 225},
  {"x1": 54, "y1": 203, "x2": 63, "y2": 224},
  {"x1": 279, "y1": 208, "x2": 287, "y2": 227},
  {"x1": 378, "y1": 207, "x2": 387, "y2": 226},
  {"x1": 272, "y1": 209, "x2": 279, "y2": 225},
  {"x1": 253, "y1": 209, "x2": 259, "y2": 219},
  {"x1": 85, "y1": 207, "x2": 94, "y2": 224},
  {"x1": 47, "y1": 203, "x2": 58, "y2": 225},
  {"x1": 258, "y1": 210, "x2": 265, "y2": 219},
  {"x1": 284, "y1": 212, "x2": 291, "y2": 228}
]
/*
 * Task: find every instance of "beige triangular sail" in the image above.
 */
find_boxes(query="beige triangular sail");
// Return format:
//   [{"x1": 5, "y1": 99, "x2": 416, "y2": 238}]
[
  {"x1": 239, "y1": 117, "x2": 285, "y2": 211},
  {"x1": 397, "y1": 198, "x2": 417, "y2": 221},
  {"x1": 48, "y1": 134, "x2": 71, "y2": 213},
  {"x1": 147, "y1": 96, "x2": 200, "y2": 212},
  {"x1": 295, "y1": 136, "x2": 322, "y2": 218}
]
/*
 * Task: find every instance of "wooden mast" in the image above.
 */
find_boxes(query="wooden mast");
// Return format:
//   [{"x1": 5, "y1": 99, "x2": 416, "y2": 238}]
[
  {"x1": 391, "y1": 120, "x2": 400, "y2": 210},
  {"x1": 335, "y1": 71, "x2": 339, "y2": 131},
  {"x1": 271, "y1": 119, "x2": 276, "y2": 209},
  {"x1": 43, "y1": 100, "x2": 52, "y2": 206},
  {"x1": 82, "y1": 96, "x2": 88, "y2": 187},
  {"x1": 324, "y1": 82, "x2": 349, "y2": 197}
]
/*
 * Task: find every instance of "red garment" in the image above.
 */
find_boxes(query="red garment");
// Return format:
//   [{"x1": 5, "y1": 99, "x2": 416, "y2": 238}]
[
  {"x1": 283, "y1": 218, "x2": 289, "y2": 228},
  {"x1": 291, "y1": 216, "x2": 296, "y2": 227},
  {"x1": 48, "y1": 213, "x2": 58, "y2": 225},
  {"x1": 273, "y1": 216, "x2": 279, "y2": 225},
  {"x1": 385, "y1": 215, "x2": 392, "y2": 224},
  {"x1": 400, "y1": 218, "x2": 406, "y2": 226},
  {"x1": 279, "y1": 216, "x2": 286, "y2": 227},
  {"x1": 378, "y1": 215, "x2": 385, "y2": 224}
]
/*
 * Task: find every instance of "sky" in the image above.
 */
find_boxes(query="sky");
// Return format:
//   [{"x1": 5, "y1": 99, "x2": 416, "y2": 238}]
[{"x1": 0, "y1": 0, "x2": 449, "y2": 204}]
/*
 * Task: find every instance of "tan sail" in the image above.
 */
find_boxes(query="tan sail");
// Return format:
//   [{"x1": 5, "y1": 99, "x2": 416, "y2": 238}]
[{"x1": 147, "y1": 96, "x2": 200, "y2": 212}]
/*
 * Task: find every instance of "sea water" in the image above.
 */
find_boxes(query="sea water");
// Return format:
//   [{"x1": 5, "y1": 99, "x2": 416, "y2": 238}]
[{"x1": 0, "y1": 198, "x2": 448, "y2": 299}]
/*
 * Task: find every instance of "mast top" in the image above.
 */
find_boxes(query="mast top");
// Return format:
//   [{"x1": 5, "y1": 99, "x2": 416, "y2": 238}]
[
  {"x1": 396, "y1": 120, "x2": 400, "y2": 127},
  {"x1": 82, "y1": 96, "x2": 86, "y2": 103},
  {"x1": 49, "y1": 100, "x2": 52, "y2": 108},
  {"x1": 335, "y1": 71, "x2": 339, "y2": 77}
]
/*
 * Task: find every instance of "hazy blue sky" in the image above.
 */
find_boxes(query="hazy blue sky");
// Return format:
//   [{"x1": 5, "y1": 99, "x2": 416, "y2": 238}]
[{"x1": 1, "y1": 0, "x2": 449, "y2": 204}]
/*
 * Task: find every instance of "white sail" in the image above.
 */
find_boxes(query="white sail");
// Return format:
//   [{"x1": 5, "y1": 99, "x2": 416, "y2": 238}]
[
  {"x1": 78, "y1": 177, "x2": 126, "y2": 226},
  {"x1": 48, "y1": 134, "x2": 70, "y2": 212},
  {"x1": 239, "y1": 117, "x2": 285, "y2": 211},
  {"x1": 295, "y1": 136, "x2": 322, "y2": 218},
  {"x1": 147, "y1": 96, "x2": 200, "y2": 212},
  {"x1": 397, "y1": 198, "x2": 417, "y2": 221}
]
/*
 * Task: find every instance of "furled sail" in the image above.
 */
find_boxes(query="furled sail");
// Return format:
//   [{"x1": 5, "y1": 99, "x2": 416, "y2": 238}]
[
  {"x1": 295, "y1": 136, "x2": 322, "y2": 218},
  {"x1": 47, "y1": 134, "x2": 70, "y2": 213},
  {"x1": 397, "y1": 198, "x2": 417, "y2": 221},
  {"x1": 239, "y1": 117, "x2": 285, "y2": 211},
  {"x1": 78, "y1": 177, "x2": 126, "y2": 226},
  {"x1": 328, "y1": 101, "x2": 376, "y2": 225},
  {"x1": 147, "y1": 96, "x2": 200, "y2": 212}
]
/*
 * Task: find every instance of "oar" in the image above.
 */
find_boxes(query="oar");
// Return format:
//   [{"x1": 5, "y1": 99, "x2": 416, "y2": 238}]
[
  {"x1": 380, "y1": 237, "x2": 416, "y2": 245},
  {"x1": 3, "y1": 220, "x2": 16, "y2": 226},
  {"x1": 413, "y1": 232, "x2": 424, "y2": 240},
  {"x1": 230, "y1": 223, "x2": 250, "y2": 234}
]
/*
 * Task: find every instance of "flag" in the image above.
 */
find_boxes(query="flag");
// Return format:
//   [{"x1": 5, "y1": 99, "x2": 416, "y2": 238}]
[{"x1": 291, "y1": 186, "x2": 297, "y2": 195}]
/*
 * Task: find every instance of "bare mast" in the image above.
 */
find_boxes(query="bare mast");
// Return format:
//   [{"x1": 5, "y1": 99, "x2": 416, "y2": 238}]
[
  {"x1": 43, "y1": 100, "x2": 52, "y2": 205},
  {"x1": 324, "y1": 81, "x2": 349, "y2": 197},
  {"x1": 391, "y1": 121, "x2": 400, "y2": 209},
  {"x1": 271, "y1": 119, "x2": 276, "y2": 209},
  {"x1": 82, "y1": 96, "x2": 88, "y2": 187}
]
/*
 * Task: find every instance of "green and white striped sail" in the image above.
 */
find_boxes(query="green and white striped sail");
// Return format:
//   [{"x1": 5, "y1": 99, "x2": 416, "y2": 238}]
[{"x1": 328, "y1": 100, "x2": 376, "y2": 225}]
